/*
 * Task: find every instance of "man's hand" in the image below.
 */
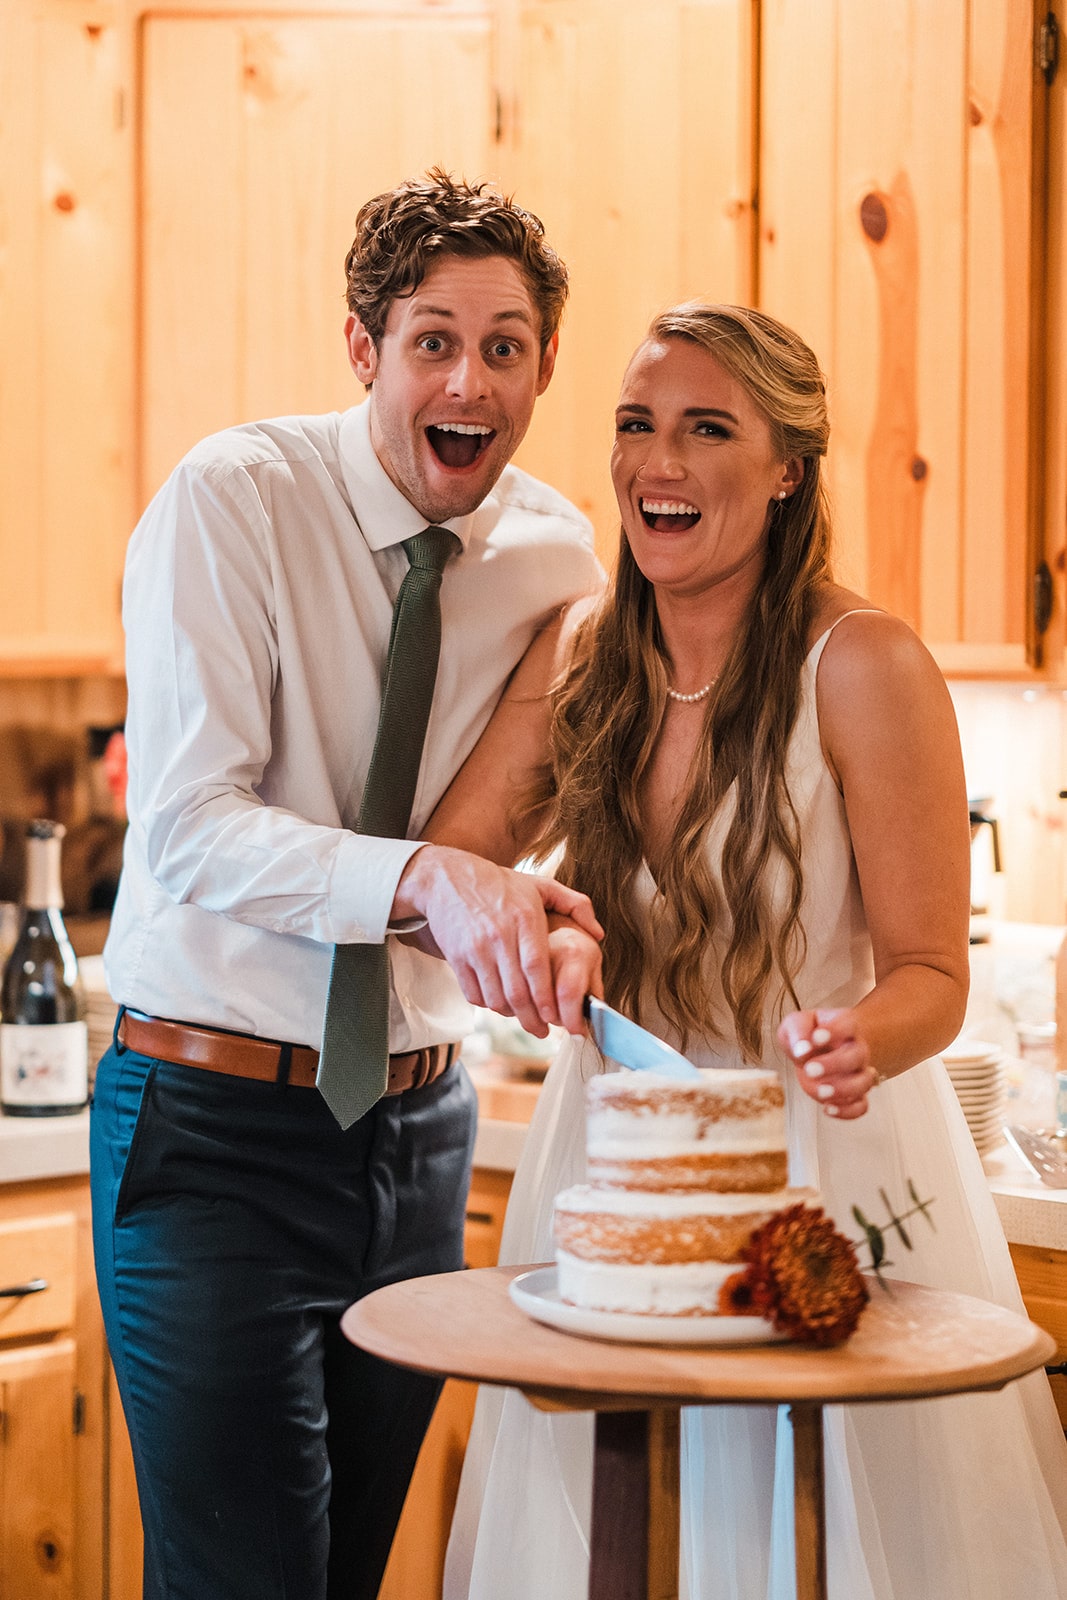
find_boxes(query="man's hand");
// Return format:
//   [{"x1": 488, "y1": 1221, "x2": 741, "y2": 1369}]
[{"x1": 394, "y1": 845, "x2": 603, "y2": 1037}]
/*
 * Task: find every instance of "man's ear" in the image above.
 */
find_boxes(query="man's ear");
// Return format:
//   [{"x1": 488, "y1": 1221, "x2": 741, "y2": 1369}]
[
  {"x1": 536, "y1": 332, "x2": 559, "y2": 396},
  {"x1": 345, "y1": 314, "x2": 378, "y2": 386}
]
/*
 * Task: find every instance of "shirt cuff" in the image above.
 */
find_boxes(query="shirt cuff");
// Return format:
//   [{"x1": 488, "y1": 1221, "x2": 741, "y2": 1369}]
[{"x1": 328, "y1": 835, "x2": 428, "y2": 944}]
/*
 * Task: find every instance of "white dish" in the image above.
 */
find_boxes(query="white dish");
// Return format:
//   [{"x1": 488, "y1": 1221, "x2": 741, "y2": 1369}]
[
  {"x1": 508, "y1": 1266, "x2": 790, "y2": 1347},
  {"x1": 962, "y1": 1110, "x2": 1007, "y2": 1131},
  {"x1": 943, "y1": 1039, "x2": 1001, "y2": 1064}
]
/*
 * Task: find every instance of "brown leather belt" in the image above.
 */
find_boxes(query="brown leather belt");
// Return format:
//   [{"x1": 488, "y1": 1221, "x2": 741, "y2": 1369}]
[{"x1": 117, "y1": 1011, "x2": 459, "y2": 1098}]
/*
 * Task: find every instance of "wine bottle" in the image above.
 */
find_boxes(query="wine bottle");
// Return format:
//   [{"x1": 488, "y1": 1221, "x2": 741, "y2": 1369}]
[{"x1": 0, "y1": 819, "x2": 88, "y2": 1116}]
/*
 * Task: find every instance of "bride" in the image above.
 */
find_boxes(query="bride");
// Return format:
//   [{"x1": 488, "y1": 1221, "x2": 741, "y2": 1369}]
[{"x1": 423, "y1": 303, "x2": 1067, "y2": 1598}]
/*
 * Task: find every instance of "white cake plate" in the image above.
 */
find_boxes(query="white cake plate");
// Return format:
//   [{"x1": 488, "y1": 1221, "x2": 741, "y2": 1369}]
[{"x1": 508, "y1": 1266, "x2": 790, "y2": 1347}]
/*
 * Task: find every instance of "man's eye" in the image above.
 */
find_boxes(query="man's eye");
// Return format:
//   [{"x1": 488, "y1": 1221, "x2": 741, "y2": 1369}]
[
  {"x1": 420, "y1": 336, "x2": 445, "y2": 353},
  {"x1": 490, "y1": 341, "x2": 518, "y2": 359}
]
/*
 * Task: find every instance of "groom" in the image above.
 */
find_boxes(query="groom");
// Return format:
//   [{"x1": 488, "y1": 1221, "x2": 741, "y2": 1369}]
[{"x1": 91, "y1": 169, "x2": 602, "y2": 1600}]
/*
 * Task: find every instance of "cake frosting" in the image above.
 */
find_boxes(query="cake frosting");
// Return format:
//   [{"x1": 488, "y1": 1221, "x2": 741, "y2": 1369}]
[
  {"x1": 554, "y1": 1065, "x2": 814, "y2": 1318},
  {"x1": 584, "y1": 1067, "x2": 788, "y2": 1192}
]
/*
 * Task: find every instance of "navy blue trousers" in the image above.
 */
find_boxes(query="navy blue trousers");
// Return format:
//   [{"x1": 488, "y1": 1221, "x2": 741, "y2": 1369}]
[{"x1": 90, "y1": 1022, "x2": 477, "y2": 1600}]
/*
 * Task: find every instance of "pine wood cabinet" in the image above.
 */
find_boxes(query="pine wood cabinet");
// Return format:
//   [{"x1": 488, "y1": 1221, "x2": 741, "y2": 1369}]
[
  {"x1": 0, "y1": 1, "x2": 134, "y2": 675},
  {"x1": 0, "y1": 1175, "x2": 108, "y2": 1600},
  {"x1": 1009, "y1": 1240, "x2": 1067, "y2": 1431},
  {"x1": 4, "y1": 3, "x2": 1065, "y2": 659},
  {"x1": 760, "y1": 0, "x2": 1065, "y2": 676},
  {"x1": 1, "y1": 0, "x2": 753, "y2": 673}
]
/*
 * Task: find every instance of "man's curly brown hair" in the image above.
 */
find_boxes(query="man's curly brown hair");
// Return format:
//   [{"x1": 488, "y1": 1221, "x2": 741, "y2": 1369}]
[{"x1": 344, "y1": 167, "x2": 568, "y2": 351}]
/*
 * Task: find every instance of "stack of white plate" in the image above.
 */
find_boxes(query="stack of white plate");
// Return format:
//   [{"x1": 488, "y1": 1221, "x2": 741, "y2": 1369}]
[
  {"x1": 941, "y1": 1037, "x2": 1005, "y2": 1153},
  {"x1": 79, "y1": 954, "x2": 118, "y2": 1092}
]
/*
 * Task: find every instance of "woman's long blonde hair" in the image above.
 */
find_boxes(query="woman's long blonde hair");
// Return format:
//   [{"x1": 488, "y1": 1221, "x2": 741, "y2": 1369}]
[{"x1": 528, "y1": 304, "x2": 834, "y2": 1059}]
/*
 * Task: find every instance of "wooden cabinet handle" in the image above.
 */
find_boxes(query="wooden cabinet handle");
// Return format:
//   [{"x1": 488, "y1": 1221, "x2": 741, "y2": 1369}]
[{"x1": 0, "y1": 1277, "x2": 48, "y2": 1297}]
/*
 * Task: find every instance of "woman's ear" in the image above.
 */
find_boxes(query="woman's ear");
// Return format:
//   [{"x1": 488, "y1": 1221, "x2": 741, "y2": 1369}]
[{"x1": 779, "y1": 456, "x2": 805, "y2": 498}]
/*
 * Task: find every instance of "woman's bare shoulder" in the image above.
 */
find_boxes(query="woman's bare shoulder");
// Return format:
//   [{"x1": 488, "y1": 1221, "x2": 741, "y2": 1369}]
[
  {"x1": 808, "y1": 585, "x2": 929, "y2": 670},
  {"x1": 810, "y1": 587, "x2": 955, "y2": 781}
]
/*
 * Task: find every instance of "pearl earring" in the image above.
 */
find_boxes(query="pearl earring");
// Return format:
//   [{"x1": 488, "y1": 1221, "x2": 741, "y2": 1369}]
[{"x1": 777, "y1": 490, "x2": 787, "y2": 501}]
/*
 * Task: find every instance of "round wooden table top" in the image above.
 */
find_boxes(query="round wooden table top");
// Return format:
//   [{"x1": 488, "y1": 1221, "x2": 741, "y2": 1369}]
[{"x1": 342, "y1": 1263, "x2": 1055, "y2": 1411}]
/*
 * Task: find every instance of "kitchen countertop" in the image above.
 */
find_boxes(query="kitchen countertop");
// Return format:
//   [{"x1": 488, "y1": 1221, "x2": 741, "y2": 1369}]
[
  {"x1": 0, "y1": 1101, "x2": 527, "y2": 1184},
  {"x1": 0, "y1": 1106, "x2": 90, "y2": 1184},
  {"x1": 984, "y1": 1141, "x2": 1067, "y2": 1252}
]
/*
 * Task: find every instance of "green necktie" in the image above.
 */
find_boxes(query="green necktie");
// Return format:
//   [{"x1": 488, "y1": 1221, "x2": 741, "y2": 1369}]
[{"x1": 317, "y1": 525, "x2": 459, "y2": 1128}]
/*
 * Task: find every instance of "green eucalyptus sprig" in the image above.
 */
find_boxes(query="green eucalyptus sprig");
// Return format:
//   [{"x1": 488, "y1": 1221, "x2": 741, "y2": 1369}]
[{"x1": 851, "y1": 1181, "x2": 936, "y2": 1289}]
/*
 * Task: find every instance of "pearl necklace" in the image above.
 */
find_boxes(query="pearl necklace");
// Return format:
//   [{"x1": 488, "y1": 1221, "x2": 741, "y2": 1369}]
[{"x1": 666, "y1": 679, "x2": 716, "y2": 704}]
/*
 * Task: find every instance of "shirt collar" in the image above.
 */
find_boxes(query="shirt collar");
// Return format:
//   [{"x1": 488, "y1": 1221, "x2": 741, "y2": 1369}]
[{"x1": 338, "y1": 399, "x2": 475, "y2": 553}]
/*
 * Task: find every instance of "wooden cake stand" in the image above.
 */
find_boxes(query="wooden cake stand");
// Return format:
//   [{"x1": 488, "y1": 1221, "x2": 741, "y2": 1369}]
[{"x1": 343, "y1": 1264, "x2": 1053, "y2": 1600}]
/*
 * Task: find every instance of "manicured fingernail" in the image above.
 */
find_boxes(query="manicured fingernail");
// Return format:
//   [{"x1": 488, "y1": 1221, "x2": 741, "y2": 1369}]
[
  {"x1": 804, "y1": 1060, "x2": 825, "y2": 1079},
  {"x1": 816, "y1": 1083, "x2": 835, "y2": 1100},
  {"x1": 812, "y1": 1027, "x2": 831, "y2": 1046},
  {"x1": 825, "y1": 1104, "x2": 840, "y2": 1117},
  {"x1": 792, "y1": 1039, "x2": 813, "y2": 1059}
]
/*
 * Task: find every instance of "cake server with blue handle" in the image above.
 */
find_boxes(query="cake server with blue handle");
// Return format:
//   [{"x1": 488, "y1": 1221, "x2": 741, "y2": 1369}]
[{"x1": 583, "y1": 995, "x2": 703, "y2": 1079}]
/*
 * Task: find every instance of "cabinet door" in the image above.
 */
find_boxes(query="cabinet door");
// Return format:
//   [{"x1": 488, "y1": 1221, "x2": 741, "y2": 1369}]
[
  {"x1": 139, "y1": 5, "x2": 495, "y2": 507},
  {"x1": 759, "y1": 0, "x2": 1052, "y2": 673},
  {"x1": 0, "y1": 1339, "x2": 77, "y2": 1600},
  {"x1": 499, "y1": 0, "x2": 757, "y2": 560},
  {"x1": 1009, "y1": 1241, "x2": 1067, "y2": 1431},
  {"x1": 0, "y1": 1, "x2": 132, "y2": 672}
]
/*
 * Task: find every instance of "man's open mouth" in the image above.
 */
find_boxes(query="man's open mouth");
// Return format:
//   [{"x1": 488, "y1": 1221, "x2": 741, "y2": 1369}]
[
  {"x1": 426, "y1": 423, "x2": 495, "y2": 470},
  {"x1": 640, "y1": 497, "x2": 701, "y2": 532}
]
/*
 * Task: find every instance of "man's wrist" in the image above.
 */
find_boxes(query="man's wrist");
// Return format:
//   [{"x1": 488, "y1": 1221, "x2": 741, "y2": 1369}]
[{"x1": 391, "y1": 841, "x2": 437, "y2": 921}]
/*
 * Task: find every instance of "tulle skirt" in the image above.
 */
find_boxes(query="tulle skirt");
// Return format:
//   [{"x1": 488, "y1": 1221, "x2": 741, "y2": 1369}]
[{"x1": 444, "y1": 1038, "x2": 1067, "y2": 1600}]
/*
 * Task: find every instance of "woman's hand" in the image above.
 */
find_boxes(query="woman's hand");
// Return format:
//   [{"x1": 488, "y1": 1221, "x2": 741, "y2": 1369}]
[
  {"x1": 777, "y1": 1007, "x2": 880, "y2": 1120},
  {"x1": 548, "y1": 922, "x2": 604, "y2": 1037}
]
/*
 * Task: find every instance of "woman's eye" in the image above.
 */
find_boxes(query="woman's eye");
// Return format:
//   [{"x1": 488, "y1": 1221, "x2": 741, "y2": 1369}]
[
  {"x1": 695, "y1": 421, "x2": 728, "y2": 438},
  {"x1": 617, "y1": 418, "x2": 652, "y2": 434}
]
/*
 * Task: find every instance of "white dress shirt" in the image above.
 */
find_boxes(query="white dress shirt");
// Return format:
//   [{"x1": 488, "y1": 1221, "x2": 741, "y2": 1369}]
[{"x1": 105, "y1": 400, "x2": 600, "y2": 1051}]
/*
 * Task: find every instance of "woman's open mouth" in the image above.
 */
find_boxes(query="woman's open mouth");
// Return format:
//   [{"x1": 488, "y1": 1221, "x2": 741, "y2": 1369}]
[
  {"x1": 426, "y1": 423, "x2": 495, "y2": 470},
  {"x1": 640, "y1": 497, "x2": 701, "y2": 532}
]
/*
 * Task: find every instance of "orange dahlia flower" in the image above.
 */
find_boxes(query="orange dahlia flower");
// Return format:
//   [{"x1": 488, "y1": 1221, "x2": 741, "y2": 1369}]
[{"x1": 718, "y1": 1203, "x2": 868, "y2": 1346}]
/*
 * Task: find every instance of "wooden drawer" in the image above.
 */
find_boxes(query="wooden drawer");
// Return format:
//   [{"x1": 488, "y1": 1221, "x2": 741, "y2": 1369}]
[
  {"x1": 1009, "y1": 1242, "x2": 1067, "y2": 1432},
  {"x1": 464, "y1": 1168, "x2": 512, "y2": 1271},
  {"x1": 0, "y1": 1213, "x2": 77, "y2": 1342}
]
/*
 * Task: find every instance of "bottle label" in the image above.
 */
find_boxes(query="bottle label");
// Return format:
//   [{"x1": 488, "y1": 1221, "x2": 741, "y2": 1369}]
[{"x1": 1, "y1": 1022, "x2": 88, "y2": 1108}]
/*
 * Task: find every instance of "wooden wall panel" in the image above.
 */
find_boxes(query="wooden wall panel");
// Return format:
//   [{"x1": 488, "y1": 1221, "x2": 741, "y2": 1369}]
[
  {"x1": 963, "y1": 0, "x2": 1037, "y2": 647},
  {"x1": 760, "y1": 0, "x2": 1044, "y2": 671},
  {"x1": 0, "y1": 4, "x2": 131, "y2": 667},
  {"x1": 140, "y1": 10, "x2": 494, "y2": 506},
  {"x1": 0, "y1": 0, "x2": 42, "y2": 647},
  {"x1": 757, "y1": 0, "x2": 838, "y2": 382},
  {"x1": 501, "y1": 0, "x2": 756, "y2": 560},
  {"x1": 761, "y1": 1, "x2": 968, "y2": 632}
]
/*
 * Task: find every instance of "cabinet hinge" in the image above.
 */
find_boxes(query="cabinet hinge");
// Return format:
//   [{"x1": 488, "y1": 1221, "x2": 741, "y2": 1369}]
[
  {"x1": 1033, "y1": 560, "x2": 1054, "y2": 636},
  {"x1": 1038, "y1": 11, "x2": 1060, "y2": 84},
  {"x1": 73, "y1": 1390, "x2": 86, "y2": 1436}
]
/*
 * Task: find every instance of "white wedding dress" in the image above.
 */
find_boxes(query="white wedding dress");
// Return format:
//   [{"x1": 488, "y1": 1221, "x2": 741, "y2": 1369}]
[{"x1": 444, "y1": 618, "x2": 1067, "y2": 1599}]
